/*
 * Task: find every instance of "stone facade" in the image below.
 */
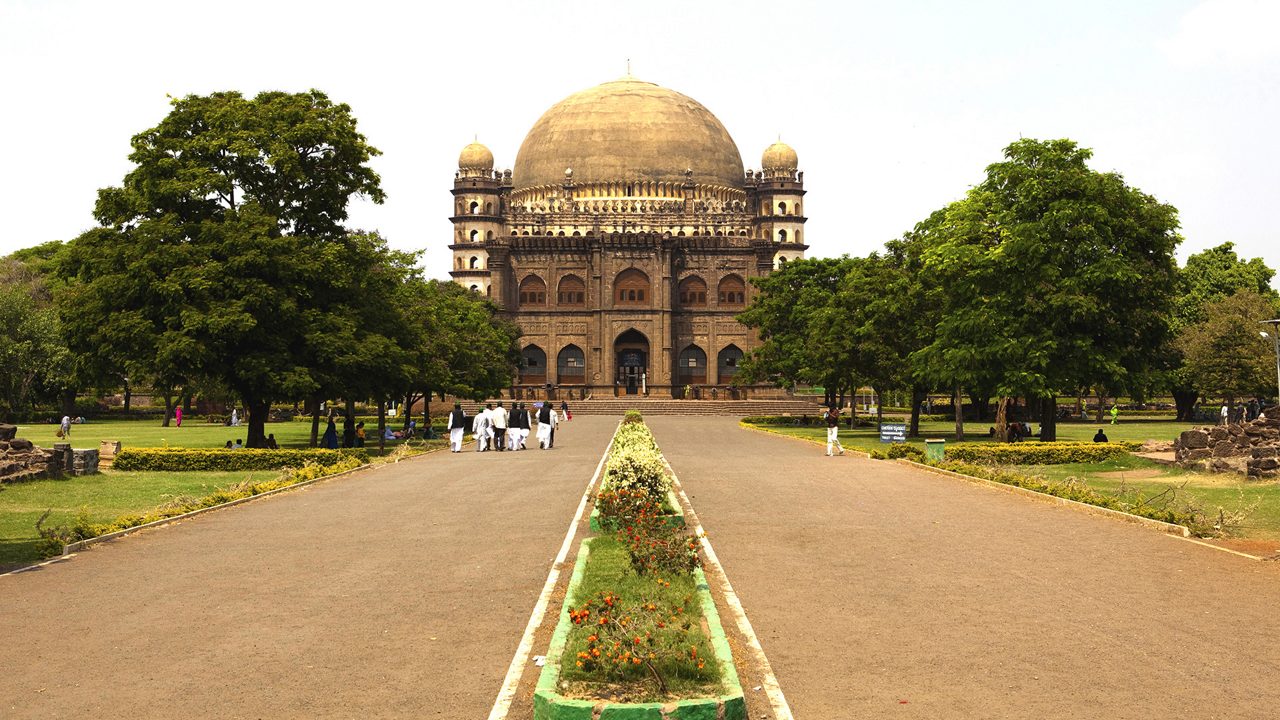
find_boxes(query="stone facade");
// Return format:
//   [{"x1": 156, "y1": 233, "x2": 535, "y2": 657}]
[
  {"x1": 1173, "y1": 413, "x2": 1280, "y2": 478},
  {"x1": 448, "y1": 78, "x2": 807, "y2": 398}
]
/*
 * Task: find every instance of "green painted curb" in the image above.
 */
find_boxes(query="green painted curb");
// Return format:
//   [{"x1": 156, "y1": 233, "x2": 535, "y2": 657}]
[{"x1": 534, "y1": 548, "x2": 746, "y2": 719}]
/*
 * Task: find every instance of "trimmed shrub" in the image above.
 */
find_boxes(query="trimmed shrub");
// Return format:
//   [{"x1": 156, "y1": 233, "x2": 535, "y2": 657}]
[
  {"x1": 944, "y1": 442, "x2": 1138, "y2": 465},
  {"x1": 886, "y1": 443, "x2": 924, "y2": 460},
  {"x1": 113, "y1": 448, "x2": 369, "y2": 472},
  {"x1": 604, "y1": 446, "x2": 669, "y2": 502},
  {"x1": 622, "y1": 409, "x2": 644, "y2": 424}
]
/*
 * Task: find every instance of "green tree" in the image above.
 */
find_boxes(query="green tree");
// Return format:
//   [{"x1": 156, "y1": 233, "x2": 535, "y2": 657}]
[
  {"x1": 57, "y1": 90, "x2": 385, "y2": 446},
  {"x1": 1165, "y1": 243, "x2": 1278, "y2": 419},
  {"x1": 737, "y1": 257, "x2": 854, "y2": 403},
  {"x1": 1176, "y1": 290, "x2": 1279, "y2": 410},
  {"x1": 915, "y1": 138, "x2": 1181, "y2": 441},
  {"x1": 0, "y1": 259, "x2": 72, "y2": 421}
]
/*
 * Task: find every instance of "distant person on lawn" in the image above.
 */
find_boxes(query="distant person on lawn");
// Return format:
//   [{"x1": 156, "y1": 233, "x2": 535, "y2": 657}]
[
  {"x1": 1109, "y1": 405, "x2": 1119, "y2": 425},
  {"x1": 343, "y1": 415, "x2": 355, "y2": 448},
  {"x1": 233, "y1": 439, "x2": 244, "y2": 450},
  {"x1": 355, "y1": 421, "x2": 366, "y2": 448},
  {"x1": 60, "y1": 415, "x2": 71, "y2": 438},
  {"x1": 446, "y1": 402, "x2": 467, "y2": 452},
  {"x1": 266, "y1": 434, "x2": 279, "y2": 450},
  {"x1": 175, "y1": 406, "x2": 183, "y2": 427},
  {"x1": 322, "y1": 418, "x2": 339, "y2": 449},
  {"x1": 1093, "y1": 428, "x2": 1108, "y2": 443},
  {"x1": 824, "y1": 406, "x2": 845, "y2": 456}
]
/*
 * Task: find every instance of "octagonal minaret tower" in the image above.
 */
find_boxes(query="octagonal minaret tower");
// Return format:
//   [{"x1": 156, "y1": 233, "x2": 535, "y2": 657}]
[
  {"x1": 449, "y1": 141, "x2": 502, "y2": 296},
  {"x1": 752, "y1": 141, "x2": 808, "y2": 269}
]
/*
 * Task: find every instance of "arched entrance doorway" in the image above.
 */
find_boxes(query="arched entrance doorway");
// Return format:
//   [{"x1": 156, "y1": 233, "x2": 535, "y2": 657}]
[{"x1": 614, "y1": 329, "x2": 649, "y2": 395}]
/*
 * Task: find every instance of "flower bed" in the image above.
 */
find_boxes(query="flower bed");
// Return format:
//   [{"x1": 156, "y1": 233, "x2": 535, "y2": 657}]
[{"x1": 535, "y1": 412, "x2": 745, "y2": 718}]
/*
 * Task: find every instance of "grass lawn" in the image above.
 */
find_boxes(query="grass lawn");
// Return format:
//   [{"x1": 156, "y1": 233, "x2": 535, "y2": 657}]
[
  {"x1": 1025, "y1": 456, "x2": 1280, "y2": 541},
  {"x1": 12, "y1": 418, "x2": 424, "y2": 453},
  {"x1": 745, "y1": 421, "x2": 1280, "y2": 541},
  {"x1": 557, "y1": 536, "x2": 719, "y2": 702},
  {"x1": 0, "y1": 469, "x2": 276, "y2": 568},
  {"x1": 746, "y1": 418, "x2": 1192, "y2": 455}
]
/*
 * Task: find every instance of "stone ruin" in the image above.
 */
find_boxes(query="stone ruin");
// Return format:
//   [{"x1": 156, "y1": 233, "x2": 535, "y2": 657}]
[
  {"x1": 0, "y1": 423, "x2": 99, "y2": 483},
  {"x1": 1173, "y1": 413, "x2": 1280, "y2": 479}
]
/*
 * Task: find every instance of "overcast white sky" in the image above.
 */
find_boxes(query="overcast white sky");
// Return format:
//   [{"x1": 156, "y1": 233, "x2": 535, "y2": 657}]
[{"x1": 2, "y1": 0, "x2": 1277, "y2": 285}]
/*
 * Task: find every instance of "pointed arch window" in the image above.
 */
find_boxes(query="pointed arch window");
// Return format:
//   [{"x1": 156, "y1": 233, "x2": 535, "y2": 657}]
[
  {"x1": 615, "y1": 269, "x2": 650, "y2": 306},
  {"x1": 557, "y1": 275, "x2": 586, "y2": 306},
  {"x1": 718, "y1": 275, "x2": 746, "y2": 306},
  {"x1": 519, "y1": 275, "x2": 547, "y2": 306},
  {"x1": 677, "y1": 276, "x2": 707, "y2": 306}
]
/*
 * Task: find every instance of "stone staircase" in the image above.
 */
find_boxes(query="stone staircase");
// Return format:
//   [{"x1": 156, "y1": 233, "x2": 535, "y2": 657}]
[{"x1": 456, "y1": 397, "x2": 827, "y2": 417}]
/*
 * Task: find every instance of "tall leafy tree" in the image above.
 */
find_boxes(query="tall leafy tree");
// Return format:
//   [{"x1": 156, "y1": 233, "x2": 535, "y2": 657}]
[
  {"x1": 1165, "y1": 243, "x2": 1278, "y2": 419},
  {"x1": 0, "y1": 256, "x2": 72, "y2": 421},
  {"x1": 1176, "y1": 290, "x2": 1279, "y2": 409},
  {"x1": 915, "y1": 138, "x2": 1181, "y2": 440},
  {"x1": 737, "y1": 257, "x2": 854, "y2": 402},
  {"x1": 57, "y1": 90, "x2": 385, "y2": 446}
]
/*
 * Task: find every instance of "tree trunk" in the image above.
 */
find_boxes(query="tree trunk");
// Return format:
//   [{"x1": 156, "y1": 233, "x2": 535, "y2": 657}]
[
  {"x1": 1172, "y1": 388, "x2": 1198, "y2": 422},
  {"x1": 421, "y1": 389, "x2": 431, "y2": 438},
  {"x1": 994, "y1": 396, "x2": 1011, "y2": 442},
  {"x1": 182, "y1": 392, "x2": 193, "y2": 414},
  {"x1": 378, "y1": 399, "x2": 387, "y2": 454},
  {"x1": 123, "y1": 381, "x2": 132, "y2": 412},
  {"x1": 308, "y1": 396, "x2": 321, "y2": 448},
  {"x1": 874, "y1": 387, "x2": 883, "y2": 428},
  {"x1": 245, "y1": 399, "x2": 270, "y2": 448},
  {"x1": 908, "y1": 386, "x2": 926, "y2": 438},
  {"x1": 1040, "y1": 395, "x2": 1057, "y2": 442},
  {"x1": 1096, "y1": 389, "x2": 1105, "y2": 424},
  {"x1": 60, "y1": 388, "x2": 76, "y2": 419},
  {"x1": 161, "y1": 393, "x2": 173, "y2": 427},
  {"x1": 969, "y1": 392, "x2": 989, "y2": 421},
  {"x1": 953, "y1": 383, "x2": 965, "y2": 441},
  {"x1": 1075, "y1": 391, "x2": 1084, "y2": 420}
]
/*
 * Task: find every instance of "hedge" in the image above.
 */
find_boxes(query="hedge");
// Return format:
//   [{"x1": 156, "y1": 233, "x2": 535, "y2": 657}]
[
  {"x1": 113, "y1": 448, "x2": 370, "y2": 472},
  {"x1": 944, "y1": 441, "x2": 1140, "y2": 465}
]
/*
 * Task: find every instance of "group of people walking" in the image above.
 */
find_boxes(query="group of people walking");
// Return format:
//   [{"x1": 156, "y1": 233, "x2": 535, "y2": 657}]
[
  {"x1": 445, "y1": 401, "x2": 567, "y2": 453},
  {"x1": 1221, "y1": 398, "x2": 1269, "y2": 425}
]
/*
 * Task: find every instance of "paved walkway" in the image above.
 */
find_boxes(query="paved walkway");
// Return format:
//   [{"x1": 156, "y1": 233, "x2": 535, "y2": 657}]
[
  {"x1": 0, "y1": 417, "x2": 617, "y2": 719},
  {"x1": 647, "y1": 417, "x2": 1280, "y2": 719},
  {"x1": 6, "y1": 415, "x2": 1280, "y2": 719}
]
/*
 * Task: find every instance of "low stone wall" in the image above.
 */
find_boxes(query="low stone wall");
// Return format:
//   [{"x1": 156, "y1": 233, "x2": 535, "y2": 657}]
[
  {"x1": 0, "y1": 423, "x2": 60, "y2": 483},
  {"x1": 1173, "y1": 413, "x2": 1280, "y2": 479}
]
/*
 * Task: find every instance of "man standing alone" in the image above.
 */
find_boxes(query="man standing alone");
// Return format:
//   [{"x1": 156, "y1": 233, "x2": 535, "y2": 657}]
[
  {"x1": 446, "y1": 402, "x2": 467, "y2": 453},
  {"x1": 824, "y1": 405, "x2": 845, "y2": 457}
]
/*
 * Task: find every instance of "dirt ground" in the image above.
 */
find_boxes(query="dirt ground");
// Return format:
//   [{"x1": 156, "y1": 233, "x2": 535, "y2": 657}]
[
  {"x1": 646, "y1": 416, "x2": 1280, "y2": 720},
  {"x1": 0, "y1": 417, "x2": 619, "y2": 719}
]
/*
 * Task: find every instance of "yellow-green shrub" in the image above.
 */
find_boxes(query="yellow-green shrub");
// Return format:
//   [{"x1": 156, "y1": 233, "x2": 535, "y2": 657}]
[
  {"x1": 944, "y1": 442, "x2": 1137, "y2": 465},
  {"x1": 113, "y1": 448, "x2": 368, "y2": 472}
]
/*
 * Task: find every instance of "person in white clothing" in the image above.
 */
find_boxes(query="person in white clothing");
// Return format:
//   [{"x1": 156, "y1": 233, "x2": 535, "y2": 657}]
[
  {"x1": 472, "y1": 405, "x2": 492, "y2": 451},
  {"x1": 446, "y1": 402, "x2": 467, "y2": 452},
  {"x1": 535, "y1": 402, "x2": 558, "y2": 449},
  {"x1": 491, "y1": 401, "x2": 509, "y2": 452}
]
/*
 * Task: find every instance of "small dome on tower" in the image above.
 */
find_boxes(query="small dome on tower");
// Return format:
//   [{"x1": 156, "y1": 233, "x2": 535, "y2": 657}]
[
  {"x1": 459, "y1": 141, "x2": 494, "y2": 171},
  {"x1": 761, "y1": 141, "x2": 798, "y2": 171}
]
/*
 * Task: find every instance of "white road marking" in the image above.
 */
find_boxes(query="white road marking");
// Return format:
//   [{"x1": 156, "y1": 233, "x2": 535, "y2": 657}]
[
  {"x1": 665, "y1": 458, "x2": 795, "y2": 720},
  {"x1": 0, "y1": 553, "x2": 78, "y2": 578},
  {"x1": 486, "y1": 422, "x2": 617, "y2": 720}
]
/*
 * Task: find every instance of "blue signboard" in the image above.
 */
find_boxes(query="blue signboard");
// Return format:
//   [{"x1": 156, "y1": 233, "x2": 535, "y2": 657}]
[{"x1": 879, "y1": 423, "x2": 907, "y2": 443}]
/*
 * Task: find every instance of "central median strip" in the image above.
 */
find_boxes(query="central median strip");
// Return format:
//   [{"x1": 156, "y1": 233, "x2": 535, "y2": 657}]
[{"x1": 500, "y1": 411, "x2": 752, "y2": 719}]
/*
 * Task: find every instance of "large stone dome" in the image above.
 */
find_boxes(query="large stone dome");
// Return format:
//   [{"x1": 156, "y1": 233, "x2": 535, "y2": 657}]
[{"x1": 513, "y1": 78, "x2": 745, "y2": 192}]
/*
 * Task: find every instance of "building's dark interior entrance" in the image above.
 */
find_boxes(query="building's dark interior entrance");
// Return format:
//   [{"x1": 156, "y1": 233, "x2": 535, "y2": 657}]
[{"x1": 614, "y1": 329, "x2": 649, "y2": 395}]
